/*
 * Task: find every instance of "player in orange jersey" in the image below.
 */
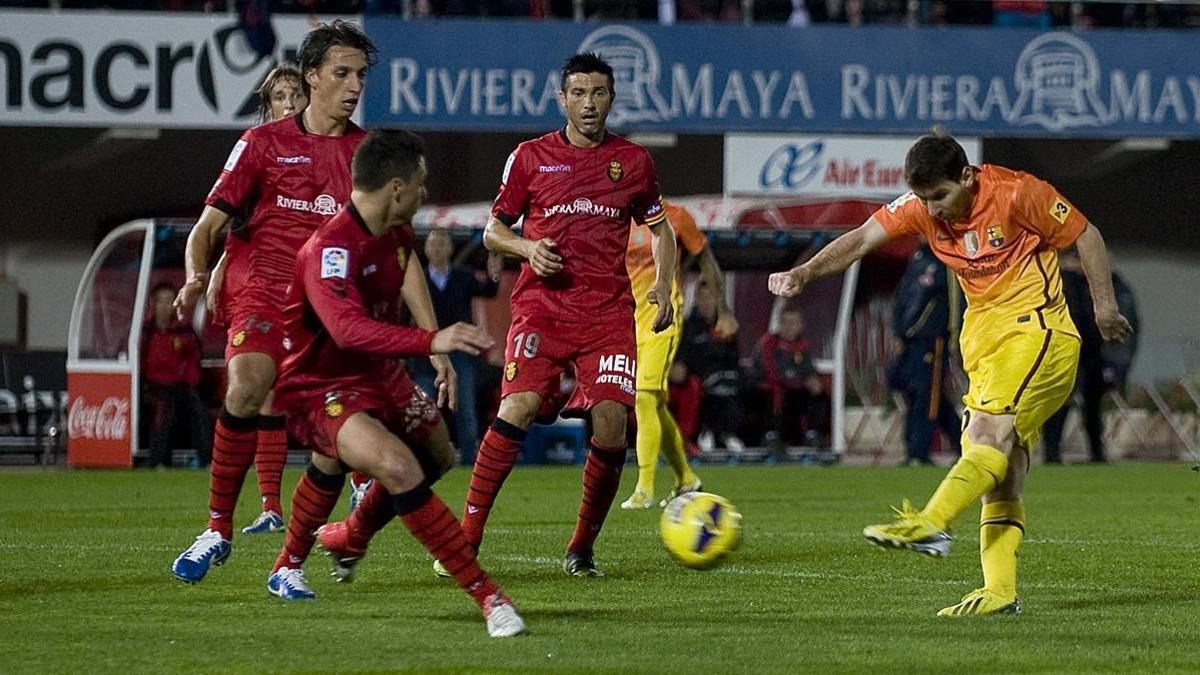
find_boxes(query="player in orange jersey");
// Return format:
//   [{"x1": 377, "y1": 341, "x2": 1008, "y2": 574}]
[{"x1": 769, "y1": 132, "x2": 1130, "y2": 616}]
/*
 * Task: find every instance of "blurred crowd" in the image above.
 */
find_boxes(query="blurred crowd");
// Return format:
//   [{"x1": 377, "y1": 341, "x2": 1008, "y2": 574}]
[{"x1": 7, "y1": 0, "x2": 1200, "y2": 28}]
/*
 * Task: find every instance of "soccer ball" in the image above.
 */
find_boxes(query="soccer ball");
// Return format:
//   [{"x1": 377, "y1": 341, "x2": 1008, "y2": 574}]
[{"x1": 660, "y1": 492, "x2": 743, "y2": 569}]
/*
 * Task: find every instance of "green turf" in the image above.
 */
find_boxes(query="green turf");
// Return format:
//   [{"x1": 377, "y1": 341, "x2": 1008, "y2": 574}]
[{"x1": 1, "y1": 462, "x2": 1198, "y2": 673}]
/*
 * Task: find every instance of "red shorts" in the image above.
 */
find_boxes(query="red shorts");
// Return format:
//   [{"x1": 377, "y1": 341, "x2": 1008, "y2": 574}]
[
  {"x1": 224, "y1": 301, "x2": 286, "y2": 365},
  {"x1": 502, "y1": 313, "x2": 637, "y2": 414},
  {"x1": 287, "y1": 370, "x2": 441, "y2": 460}
]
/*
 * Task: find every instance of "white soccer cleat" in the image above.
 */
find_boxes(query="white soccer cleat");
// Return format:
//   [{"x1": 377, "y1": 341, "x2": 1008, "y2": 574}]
[
  {"x1": 267, "y1": 567, "x2": 316, "y2": 600},
  {"x1": 483, "y1": 593, "x2": 526, "y2": 638}
]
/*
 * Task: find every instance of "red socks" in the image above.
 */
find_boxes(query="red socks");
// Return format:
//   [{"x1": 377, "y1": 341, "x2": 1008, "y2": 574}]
[
  {"x1": 273, "y1": 465, "x2": 344, "y2": 572},
  {"x1": 206, "y1": 409, "x2": 258, "y2": 539},
  {"x1": 256, "y1": 415, "x2": 287, "y2": 515},
  {"x1": 567, "y1": 440, "x2": 626, "y2": 555},
  {"x1": 396, "y1": 486, "x2": 498, "y2": 608},
  {"x1": 461, "y1": 421, "x2": 525, "y2": 550}
]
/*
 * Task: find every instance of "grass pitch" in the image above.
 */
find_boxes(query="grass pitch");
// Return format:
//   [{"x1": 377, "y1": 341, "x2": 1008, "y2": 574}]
[{"x1": 1, "y1": 462, "x2": 1198, "y2": 673}]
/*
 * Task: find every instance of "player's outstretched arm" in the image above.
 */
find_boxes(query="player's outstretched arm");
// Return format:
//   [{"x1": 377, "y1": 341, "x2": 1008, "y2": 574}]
[
  {"x1": 1074, "y1": 223, "x2": 1133, "y2": 343},
  {"x1": 483, "y1": 216, "x2": 562, "y2": 277},
  {"x1": 767, "y1": 218, "x2": 890, "y2": 298},
  {"x1": 175, "y1": 205, "x2": 232, "y2": 320},
  {"x1": 647, "y1": 219, "x2": 677, "y2": 333},
  {"x1": 401, "y1": 255, "x2": 458, "y2": 410}
]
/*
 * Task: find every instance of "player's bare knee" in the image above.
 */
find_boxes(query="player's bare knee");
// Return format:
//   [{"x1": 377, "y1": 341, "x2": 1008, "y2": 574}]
[
  {"x1": 224, "y1": 381, "x2": 268, "y2": 417},
  {"x1": 497, "y1": 392, "x2": 540, "y2": 430},
  {"x1": 591, "y1": 403, "x2": 627, "y2": 448}
]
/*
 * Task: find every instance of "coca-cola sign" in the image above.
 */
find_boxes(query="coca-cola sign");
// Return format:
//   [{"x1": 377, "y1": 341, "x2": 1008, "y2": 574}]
[
  {"x1": 68, "y1": 396, "x2": 130, "y2": 441},
  {"x1": 67, "y1": 370, "x2": 134, "y2": 468}
]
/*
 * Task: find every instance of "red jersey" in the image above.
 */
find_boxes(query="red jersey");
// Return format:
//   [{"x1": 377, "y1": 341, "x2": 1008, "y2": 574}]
[
  {"x1": 206, "y1": 115, "x2": 367, "y2": 312},
  {"x1": 141, "y1": 322, "x2": 202, "y2": 387},
  {"x1": 492, "y1": 129, "x2": 667, "y2": 324},
  {"x1": 274, "y1": 203, "x2": 435, "y2": 412}
]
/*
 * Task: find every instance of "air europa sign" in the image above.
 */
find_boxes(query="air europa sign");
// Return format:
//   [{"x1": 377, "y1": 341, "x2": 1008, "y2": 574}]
[{"x1": 0, "y1": 11, "x2": 349, "y2": 128}]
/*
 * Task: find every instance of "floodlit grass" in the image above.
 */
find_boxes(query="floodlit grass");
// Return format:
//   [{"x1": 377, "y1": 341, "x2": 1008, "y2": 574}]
[{"x1": 1, "y1": 462, "x2": 1197, "y2": 673}]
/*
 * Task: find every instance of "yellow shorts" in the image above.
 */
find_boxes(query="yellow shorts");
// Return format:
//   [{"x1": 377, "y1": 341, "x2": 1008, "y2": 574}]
[
  {"x1": 963, "y1": 329, "x2": 1080, "y2": 448},
  {"x1": 635, "y1": 321, "x2": 681, "y2": 392}
]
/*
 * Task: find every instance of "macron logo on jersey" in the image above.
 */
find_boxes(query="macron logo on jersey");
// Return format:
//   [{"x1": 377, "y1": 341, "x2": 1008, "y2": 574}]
[
  {"x1": 544, "y1": 198, "x2": 622, "y2": 220},
  {"x1": 538, "y1": 164, "x2": 571, "y2": 173},
  {"x1": 321, "y1": 247, "x2": 349, "y2": 279},
  {"x1": 276, "y1": 155, "x2": 313, "y2": 164}
]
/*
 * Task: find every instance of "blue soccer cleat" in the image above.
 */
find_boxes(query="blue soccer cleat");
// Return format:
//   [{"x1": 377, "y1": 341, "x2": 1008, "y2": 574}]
[
  {"x1": 242, "y1": 510, "x2": 285, "y2": 535},
  {"x1": 267, "y1": 567, "x2": 316, "y2": 600},
  {"x1": 171, "y1": 529, "x2": 231, "y2": 584}
]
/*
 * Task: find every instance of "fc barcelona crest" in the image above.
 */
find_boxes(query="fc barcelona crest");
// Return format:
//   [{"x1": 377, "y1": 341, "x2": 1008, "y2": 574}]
[
  {"x1": 607, "y1": 160, "x2": 623, "y2": 183},
  {"x1": 986, "y1": 225, "x2": 1005, "y2": 249},
  {"x1": 396, "y1": 247, "x2": 408, "y2": 270}
]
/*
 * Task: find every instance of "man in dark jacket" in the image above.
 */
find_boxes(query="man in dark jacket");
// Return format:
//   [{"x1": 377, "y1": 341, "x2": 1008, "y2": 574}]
[{"x1": 889, "y1": 244, "x2": 962, "y2": 465}]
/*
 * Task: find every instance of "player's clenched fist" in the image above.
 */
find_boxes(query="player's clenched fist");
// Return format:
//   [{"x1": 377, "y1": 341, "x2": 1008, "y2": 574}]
[
  {"x1": 767, "y1": 267, "x2": 808, "y2": 298},
  {"x1": 431, "y1": 322, "x2": 495, "y2": 356},
  {"x1": 525, "y1": 237, "x2": 563, "y2": 277}
]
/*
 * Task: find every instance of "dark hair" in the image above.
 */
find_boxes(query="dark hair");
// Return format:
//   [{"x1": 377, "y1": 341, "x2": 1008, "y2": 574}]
[
  {"x1": 352, "y1": 129, "x2": 426, "y2": 191},
  {"x1": 560, "y1": 52, "x2": 614, "y2": 91},
  {"x1": 904, "y1": 133, "x2": 969, "y2": 190},
  {"x1": 256, "y1": 62, "x2": 303, "y2": 123},
  {"x1": 297, "y1": 20, "x2": 378, "y2": 97}
]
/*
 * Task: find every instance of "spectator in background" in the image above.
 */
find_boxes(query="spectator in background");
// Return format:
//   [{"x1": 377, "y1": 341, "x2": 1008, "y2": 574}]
[
  {"x1": 679, "y1": 280, "x2": 745, "y2": 454},
  {"x1": 142, "y1": 282, "x2": 211, "y2": 468},
  {"x1": 750, "y1": 306, "x2": 830, "y2": 451},
  {"x1": 1042, "y1": 250, "x2": 1139, "y2": 463},
  {"x1": 992, "y1": 1, "x2": 1050, "y2": 28},
  {"x1": 888, "y1": 243, "x2": 962, "y2": 466},
  {"x1": 409, "y1": 228, "x2": 501, "y2": 463}
]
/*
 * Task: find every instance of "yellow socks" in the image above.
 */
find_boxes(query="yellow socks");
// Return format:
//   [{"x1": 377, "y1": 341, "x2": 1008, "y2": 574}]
[
  {"x1": 634, "y1": 391, "x2": 663, "y2": 493},
  {"x1": 657, "y1": 394, "x2": 697, "y2": 488},
  {"x1": 921, "y1": 440, "x2": 1009, "y2": 530},
  {"x1": 980, "y1": 500, "x2": 1025, "y2": 600},
  {"x1": 634, "y1": 391, "x2": 697, "y2": 493}
]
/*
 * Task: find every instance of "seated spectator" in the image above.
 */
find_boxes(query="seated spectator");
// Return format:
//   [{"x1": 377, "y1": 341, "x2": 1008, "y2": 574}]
[
  {"x1": 750, "y1": 307, "x2": 830, "y2": 450},
  {"x1": 679, "y1": 281, "x2": 745, "y2": 454},
  {"x1": 141, "y1": 282, "x2": 211, "y2": 468},
  {"x1": 992, "y1": 0, "x2": 1049, "y2": 29}
]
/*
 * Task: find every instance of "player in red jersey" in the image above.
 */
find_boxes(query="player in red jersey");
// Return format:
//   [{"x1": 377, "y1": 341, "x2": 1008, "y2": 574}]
[
  {"x1": 457, "y1": 53, "x2": 677, "y2": 577},
  {"x1": 203, "y1": 62, "x2": 308, "y2": 535},
  {"x1": 170, "y1": 21, "x2": 376, "y2": 584},
  {"x1": 263, "y1": 129, "x2": 525, "y2": 637}
]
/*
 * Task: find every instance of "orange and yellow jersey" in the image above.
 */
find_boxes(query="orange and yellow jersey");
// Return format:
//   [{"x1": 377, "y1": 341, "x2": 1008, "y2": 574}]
[
  {"x1": 627, "y1": 203, "x2": 709, "y2": 332},
  {"x1": 874, "y1": 165, "x2": 1088, "y2": 366}
]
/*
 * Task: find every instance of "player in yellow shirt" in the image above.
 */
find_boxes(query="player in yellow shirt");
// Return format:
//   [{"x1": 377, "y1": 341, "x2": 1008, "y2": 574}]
[
  {"x1": 769, "y1": 133, "x2": 1131, "y2": 616},
  {"x1": 621, "y1": 202, "x2": 738, "y2": 509}
]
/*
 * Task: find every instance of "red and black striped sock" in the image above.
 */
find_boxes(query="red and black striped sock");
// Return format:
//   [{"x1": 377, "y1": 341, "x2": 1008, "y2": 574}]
[
  {"x1": 206, "y1": 409, "x2": 258, "y2": 540},
  {"x1": 566, "y1": 439, "x2": 627, "y2": 555},
  {"x1": 461, "y1": 420, "x2": 525, "y2": 550},
  {"x1": 396, "y1": 486, "x2": 498, "y2": 609},
  {"x1": 272, "y1": 465, "x2": 344, "y2": 572},
  {"x1": 343, "y1": 480, "x2": 396, "y2": 554},
  {"x1": 255, "y1": 415, "x2": 288, "y2": 515}
]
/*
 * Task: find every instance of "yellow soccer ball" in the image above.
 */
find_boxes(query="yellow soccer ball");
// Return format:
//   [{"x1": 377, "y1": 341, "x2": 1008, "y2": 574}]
[{"x1": 660, "y1": 492, "x2": 743, "y2": 569}]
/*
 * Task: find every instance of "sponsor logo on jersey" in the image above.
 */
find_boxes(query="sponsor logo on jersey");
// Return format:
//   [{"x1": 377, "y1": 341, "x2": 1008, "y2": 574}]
[
  {"x1": 224, "y1": 140, "x2": 247, "y2": 172},
  {"x1": 277, "y1": 193, "x2": 339, "y2": 216},
  {"x1": 608, "y1": 160, "x2": 623, "y2": 182},
  {"x1": 986, "y1": 225, "x2": 1005, "y2": 248},
  {"x1": 505, "y1": 361, "x2": 518, "y2": 382},
  {"x1": 276, "y1": 155, "x2": 312, "y2": 164},
  {"x1": 544, "y1": 197, "x2": 622, "y2": 220},
  {"x1": 1049, "y1": 198, "x2": 1071, "y2": 224},
  {"x1": 597, "y1": 353, "x2": 636, "y2": 394},
  {"x1": 321, "y1": 247, "x2": 349, "y2": 279},
  {"x1": 538, "y1": 164, "x2": 571, "y2": 173}
]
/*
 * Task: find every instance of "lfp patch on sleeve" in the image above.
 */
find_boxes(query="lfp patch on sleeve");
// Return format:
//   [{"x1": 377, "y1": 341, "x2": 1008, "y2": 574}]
[
  {"x1": 224, "y1": 139, "x2": 248, "y2": 172},
  {"x1": 321, "y1": 247, "x2": 349, "y2": 279},
  {"x1": 1049, "y1": 198, "x2": 1071, "y2": 224}
]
